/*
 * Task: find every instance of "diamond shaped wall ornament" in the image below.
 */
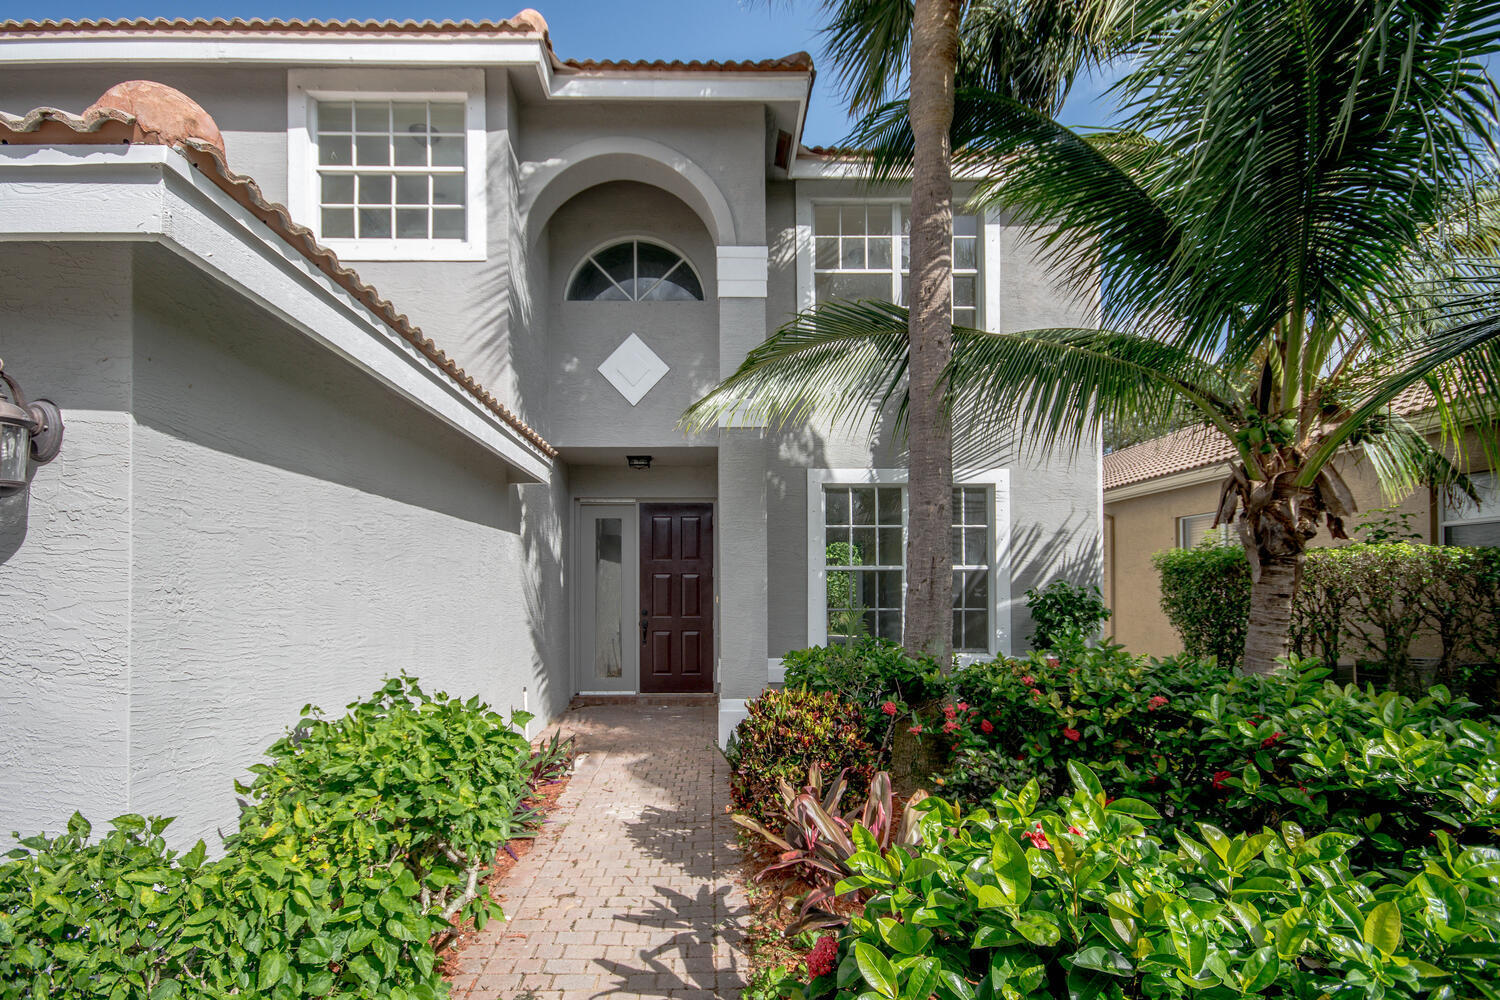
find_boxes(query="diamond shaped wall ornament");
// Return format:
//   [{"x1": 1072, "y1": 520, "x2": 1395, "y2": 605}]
[{"x1": 598, "y1": 333, "x2": 669, "y2": 406}]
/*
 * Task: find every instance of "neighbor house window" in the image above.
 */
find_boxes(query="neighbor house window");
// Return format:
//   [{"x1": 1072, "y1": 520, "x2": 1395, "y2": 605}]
[
  {"x1": 1441, "y1": 471, "x2": 1500, "y2": 546},
  {"x1": 812, "y1": 203, "x2": 980, "y2": 326},
  {"x1": 1177, "y1": 512, "x2": 1229, "y2": 548},
  {"x1": 816, "y1": 476, "x2": 1004, "y2": 653},
  {"x1": 289, "y1": 71, "x2": 485, "y2": 261},
  {"x1": 567, "y1": 240, "x2": 704, "y2": 301}
]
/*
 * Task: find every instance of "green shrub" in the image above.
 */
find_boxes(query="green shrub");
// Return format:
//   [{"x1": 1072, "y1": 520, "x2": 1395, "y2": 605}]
[
  {"x1": 778, "y1": 768, "x2": 1500, "y2": 1000},
  {"x1": 781, "y1": 640, "x2": 947, "y2": 752},
  {"x1": 1153, "y1": 542, "x2": 1252, "y2": 668},
  {"x1": 0, "y1": 676, "x2": 544, "y2": 1000},
  {"x1": 726, "y1": 688, "x2": 877, "y2": 825},
  {"x1": 1156, "y1": 541, "x2": 1500, "y2": 693},
  {"x1": 1023, "y1": 581, "x2": 1111, "y2": 650}
]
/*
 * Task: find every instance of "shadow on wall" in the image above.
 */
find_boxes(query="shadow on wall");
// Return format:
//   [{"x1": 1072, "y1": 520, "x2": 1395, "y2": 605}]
[
  {"x1": 1008, "y1": 513, "x2": 1103, "y2": 649},
  {"x1": 0, "y1": 494, "x2": 28, "y2": 563},
  {"x1": 518, "y1": 474, "x2": 570, "y2": 727},
  {"x1": 130, "y1": 245, "x2": 519, "y2": 532}
]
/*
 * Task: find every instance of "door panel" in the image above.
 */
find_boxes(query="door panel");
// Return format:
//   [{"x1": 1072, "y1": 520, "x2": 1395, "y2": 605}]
[
  {"x1": 576, "y1": 505, "x2": 638, "y2": 693},
  {"x1": 639, "y1": 503, "x2": 715, "y2": 693}
]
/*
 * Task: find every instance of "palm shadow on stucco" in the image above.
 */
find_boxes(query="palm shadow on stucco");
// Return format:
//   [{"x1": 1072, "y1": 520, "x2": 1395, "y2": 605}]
[{"x1": 0, "y1": 493, "x2": 29, "y2": 565}]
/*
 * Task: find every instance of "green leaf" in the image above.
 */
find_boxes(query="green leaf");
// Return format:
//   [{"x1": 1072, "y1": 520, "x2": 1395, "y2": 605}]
[
  {"x1": 1012, "y1": 909, "x2": 1062, "y2": 947},
  {"x1": 876, "y1": 918, "x2": 932, "y2": 956},
  {"x1": 1067, "y1": 761, "x2": 1105, "y2": 801},
  {"x1": 854, "y1": 941, "x2": 899, "y2": 999},
  {"x1": 256, "y1": 951, "x2": 288, "y2": 991},
  {"x1": 149, "y1": 980, "x2": 182, "y2": 1000},
  {"x1": 1364, "y1": 901, "x2": 1403, "y2": 958},
  {"x1": 1068, "y1": 946, "x2": 1133, "y2": 977},
  {"x1": 989, "y1": 831, "x2": 1031, "y2": 905}
]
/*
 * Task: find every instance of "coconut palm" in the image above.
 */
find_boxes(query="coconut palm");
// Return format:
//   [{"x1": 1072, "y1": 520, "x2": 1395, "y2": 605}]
[
  {"x1": 690, "y1": 0, "x2": 1500, "y2": 673},
  {"x1": 740, "y1": 0, "x2": 1114, "y2": 657}
]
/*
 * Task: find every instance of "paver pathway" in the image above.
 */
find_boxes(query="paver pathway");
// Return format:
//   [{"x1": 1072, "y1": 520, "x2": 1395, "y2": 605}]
[{"x1": 449, "y1": 701, "x2": 747, "y2": 1000}]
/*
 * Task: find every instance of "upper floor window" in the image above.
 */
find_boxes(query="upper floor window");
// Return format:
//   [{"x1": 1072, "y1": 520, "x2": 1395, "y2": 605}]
[
  {"x1": 288, "y1": 70, "x2": 485, "y2": 262},
  {"x1": 813, "y1": 203, "x2": 979, "y2": 327},
  {"x1": 567, "y1": 240, "x2": 704, "y2": 302}
]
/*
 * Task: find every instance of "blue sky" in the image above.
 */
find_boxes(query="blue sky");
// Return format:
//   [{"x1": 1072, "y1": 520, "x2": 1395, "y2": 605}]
[{"x1": 0, "y1": 0, "x2": 1120, "y2": 143}]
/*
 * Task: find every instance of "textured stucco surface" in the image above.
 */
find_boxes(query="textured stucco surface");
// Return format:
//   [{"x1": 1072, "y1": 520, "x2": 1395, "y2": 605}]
[{"x1": 0, "y1": 242, "x2": 570, "y2": 847}]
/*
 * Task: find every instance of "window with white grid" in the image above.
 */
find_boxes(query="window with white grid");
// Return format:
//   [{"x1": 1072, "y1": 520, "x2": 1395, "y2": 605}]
[
  {"x1": 951, "y1": 486, "x2": 991, "y2": 651},
  {"x1": 819, "y1": 482, "x2": 993, "y2": 651},
  {"x1": 314, "y1": 99, "x2": 467, "y2": 244},
  {"x1": 812, "y1": 202, "x2": 980, "y2": 326}
]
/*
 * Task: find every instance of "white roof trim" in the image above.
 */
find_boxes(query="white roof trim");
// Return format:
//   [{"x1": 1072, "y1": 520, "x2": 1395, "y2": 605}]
[{"x1": 0, "y1": 144, "x2": 552, "y2": 482}]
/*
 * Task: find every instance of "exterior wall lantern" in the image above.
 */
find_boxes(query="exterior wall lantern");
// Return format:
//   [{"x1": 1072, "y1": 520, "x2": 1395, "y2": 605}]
[
  {"x1": 626, "y1": 455, "x2": 653, "y2": 471},
  {"x1": 0, "y1": 358, "x2": 64, "y2": 496}
]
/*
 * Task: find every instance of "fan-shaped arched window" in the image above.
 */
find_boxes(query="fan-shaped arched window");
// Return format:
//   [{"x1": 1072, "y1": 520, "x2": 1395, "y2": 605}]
[{"x1": 567, "y1": 239, "x2": 704, "y2": 301}]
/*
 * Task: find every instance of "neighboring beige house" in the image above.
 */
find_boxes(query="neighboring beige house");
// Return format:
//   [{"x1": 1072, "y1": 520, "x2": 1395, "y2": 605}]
[{"x1": 1102, "y1": 425, "x2": 1499, "y2": 657}]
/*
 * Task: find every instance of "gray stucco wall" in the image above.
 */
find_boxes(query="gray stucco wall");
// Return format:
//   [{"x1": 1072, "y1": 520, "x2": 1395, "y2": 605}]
[
  {"x1": 0, "y1": 242, "x2": 568, "y2": 847},
  {"x1": 542, "y1": 181, "x2": 719, "y2": 449}
]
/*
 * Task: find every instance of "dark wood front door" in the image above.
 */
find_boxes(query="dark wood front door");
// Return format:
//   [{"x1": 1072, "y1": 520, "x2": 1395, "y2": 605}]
[{"x1": 639, "y1": 503, "x2": 714, "y2": 693}]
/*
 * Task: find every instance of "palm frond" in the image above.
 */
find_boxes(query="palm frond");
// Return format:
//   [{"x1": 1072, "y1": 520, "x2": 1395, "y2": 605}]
[{"x1": 818, "y1": 0, "x2": 915, "y2": 114}]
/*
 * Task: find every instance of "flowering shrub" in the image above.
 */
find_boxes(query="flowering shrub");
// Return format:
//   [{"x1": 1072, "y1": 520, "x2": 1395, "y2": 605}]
[
  {"x1": 727, "y1": 688, "x2": 878, "y2": 824},
  {"x1": 777, "y1": 769, "x2": 1500, "y2": 1000},
  {"x1": 780, "y1": 640, "x2": 947, "y2": 754},
  {"x1": 0, "y1": 676, "x2": 554, "y2": 1000}
]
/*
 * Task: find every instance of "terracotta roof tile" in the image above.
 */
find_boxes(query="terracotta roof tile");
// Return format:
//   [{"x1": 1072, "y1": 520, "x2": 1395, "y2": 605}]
[
  {"x1": 0, "y1": 16, "x2": 544, "y2": 36},
  {"x1": 0, "y1": 15, "x2": 817, "y2": 75},
  {"x1": 0, "y1": 103, "x2": 557, "y2": 460},
  {"x1": 1103, "y1": 425, "x2": 1234, "y2": 491},
  {"x1": 560, "y1": 52, "x2": 813, "y2": 73},
  {"x1": 1103, "y1": 384, "x2": 1443, "y2": 491}
]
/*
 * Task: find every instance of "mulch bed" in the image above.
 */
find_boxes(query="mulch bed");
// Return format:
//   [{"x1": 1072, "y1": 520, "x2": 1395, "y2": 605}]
[{"x1": 434, "y1": 766, "x2": 575, "y2": 976}]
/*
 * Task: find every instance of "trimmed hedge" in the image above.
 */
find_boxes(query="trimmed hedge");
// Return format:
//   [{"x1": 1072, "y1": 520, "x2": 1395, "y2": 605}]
[
  {"x1": 1156, "y1": 542, "x2": 1500, "y2": 693},
  {"x1": 0, "y1": 676, "x2": 563, "y2": 1000}
]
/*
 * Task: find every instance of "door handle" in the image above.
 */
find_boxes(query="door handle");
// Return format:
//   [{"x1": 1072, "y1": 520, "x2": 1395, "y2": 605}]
[{"x1": 640, "y1": 608, "x2": 649, "y2": 644}]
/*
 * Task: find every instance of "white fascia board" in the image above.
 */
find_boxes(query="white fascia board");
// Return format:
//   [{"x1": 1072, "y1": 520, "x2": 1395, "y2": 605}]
[
  {"x1": 547, "y1": 72, "x2": 810, "y2": 104},
  {"x1": 1103, "y1": 462, "x2": 1229, "y2": 503},
  {"x1": 0, "y1": 35, "x2": 548, "y2": 67},
  {"x1": 0, "y1": 145, "x2": 552, "y2": 483},
  {"x1": 790, "y1": 158, "x2": 998, "y2": 181}
]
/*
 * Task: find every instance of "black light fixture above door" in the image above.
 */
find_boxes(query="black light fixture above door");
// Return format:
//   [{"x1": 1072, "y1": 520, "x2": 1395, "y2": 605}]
[{"x1": 626, "y1": 455, "x2": 652, "y2": 471}]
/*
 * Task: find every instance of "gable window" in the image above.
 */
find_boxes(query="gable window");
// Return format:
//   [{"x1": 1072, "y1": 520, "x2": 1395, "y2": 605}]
[
  {"x1": 812, "y1": 203, "x2": 980, "y2": 326},
  {"x1": 288, "y1": 70, "x2": 485, "y2": 261},
  {"x1": 1441, "y1": 470, "x2": 1500, "y2": 546},
  {"x1": 810, "y1": 470, "x2": 1010, "y2": 655},
  {"x1": 1177, "y1": 512, "x2": 1230, "y2": 548},
  {"x1": 567, "y1": 240, "x2": 704, "y2": 302}
]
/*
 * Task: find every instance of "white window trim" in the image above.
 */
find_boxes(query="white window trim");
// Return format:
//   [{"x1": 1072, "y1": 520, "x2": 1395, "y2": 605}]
[
  {"x1": 287, "y1": 68, "x2": 487, "y2": 262},
  {"x1": 794, "y1": 192, "x2": 1000, "y2": 332},
  {"x1": 1440, "y1": 470, "x2": 1499, "y2": 542},
  {"x1": 1176, "y1": 511, "x2": 1230, "y2": 549},
  {"x1": 805, "y1": 468, "x2": 1012, "y2": 662}
]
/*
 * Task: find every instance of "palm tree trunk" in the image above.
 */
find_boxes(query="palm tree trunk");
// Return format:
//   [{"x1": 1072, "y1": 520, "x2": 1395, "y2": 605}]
[
  {"x1": 902, "y1": 0, "x2": 962, "y2": 660},
  {"x1": 1240, "y1": 481, "x2": 1319, "y2": 674}
]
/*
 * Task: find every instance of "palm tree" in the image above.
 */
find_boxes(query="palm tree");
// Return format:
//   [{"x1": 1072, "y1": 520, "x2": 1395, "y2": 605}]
[
  {"x1": 691, "y1": 0, "x2": 1500, "y2": 673},
  {"x1": 733, "y1": 0, "x2": 1112, "y2": 658}
]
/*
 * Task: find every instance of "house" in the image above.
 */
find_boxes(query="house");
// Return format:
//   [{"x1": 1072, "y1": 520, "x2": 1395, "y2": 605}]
[
  {"x1": 1103, "y1": 424, "x2": 1498, "y2": 656},
  {"x1": 0, "y1": 12, "x2": 1100, "y2": 846}
]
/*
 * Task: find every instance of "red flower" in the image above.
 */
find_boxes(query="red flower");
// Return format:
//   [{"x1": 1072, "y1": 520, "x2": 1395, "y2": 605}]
[
  {"x1": 1261, "y1": 731, "x2": 1285, "y2": 749},
  {"x1": 805, "y1": 935, "x2": 838, "y2": 978},
  {"x1": 1147, "y1": 695, "x2": 1169, "y2": 711},
  {"x1": 1029, "y1": 688, "x2": 1043, "y2": 700},
  {"x1": 1024, "y1": 823, "x2": 1051, "y2": 850},
  {"x1": 956, "y1": 702, "x2": 970, "y2": 712},
  {"x1": 1104, "y1": 796, "x2": 1116, "y2": 806},
  {"x1": 943, "y1": 704, "x2": 957, "y2": 719},
  {"x1": 942, "y1": 720, "x2": 960, "y2": 734},
  {"x1": 1014, "y1": 754, "x2": 1027, "y2": 762},
  {"x1": 1068, "y1": 825, "x2": 1085, "y2": 836},
  {"x1": 1062, "y1": 727, "x2": 1081, "y2": 742},
  {"x1": 909, "y1": 724, "x2": 923, "y2": 734},
  {"x1": 1046, "y1": 656, "x2": 1061, "y2": 668},
  {"x1": 881, "y1": 701, "x2": 898, "y2": 716},
  {"x1": 1020, "y1": 675, "x2": 1036, "y2": 686},
  {"x1": 980, "y1": 719, "x2": 995, "y2": 734},
  {"x1": 1212, "y1": 770, "x2": 1233, "y2": 791}
]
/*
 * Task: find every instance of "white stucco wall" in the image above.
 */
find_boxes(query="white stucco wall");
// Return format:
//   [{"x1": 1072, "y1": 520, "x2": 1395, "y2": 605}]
[{"x1": 0, "y1": 242, "x2": 569, "y2": 847}]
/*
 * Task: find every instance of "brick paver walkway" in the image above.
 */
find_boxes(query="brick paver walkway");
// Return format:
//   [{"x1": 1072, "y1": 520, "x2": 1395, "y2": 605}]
[{"x1": 449, "y1": 701, "x2": 747, "y2": 1000}]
